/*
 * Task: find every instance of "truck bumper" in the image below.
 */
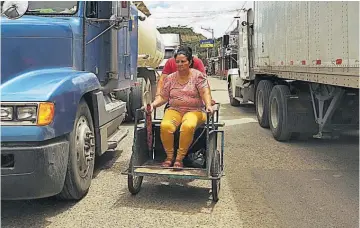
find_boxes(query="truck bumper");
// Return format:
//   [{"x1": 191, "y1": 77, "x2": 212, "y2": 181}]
[{"x1": 1, "y1": 138, "x2": 69, "y2": 200}]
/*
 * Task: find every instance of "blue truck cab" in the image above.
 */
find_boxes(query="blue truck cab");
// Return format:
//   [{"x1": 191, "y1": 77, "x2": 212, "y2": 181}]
[{"x1": 1, "y1": 1, "x2": 143, "y2": 200}]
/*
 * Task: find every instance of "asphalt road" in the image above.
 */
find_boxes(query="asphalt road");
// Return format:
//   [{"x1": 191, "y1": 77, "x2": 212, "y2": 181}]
[{"x1": 2, "y1": 77, "x2": 359, "y2": 228}]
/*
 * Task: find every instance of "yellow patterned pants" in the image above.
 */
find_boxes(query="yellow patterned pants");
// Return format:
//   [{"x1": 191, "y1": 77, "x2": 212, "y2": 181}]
[{"x1": 160, "y1": 109, "x2": 207, "y2": 161}]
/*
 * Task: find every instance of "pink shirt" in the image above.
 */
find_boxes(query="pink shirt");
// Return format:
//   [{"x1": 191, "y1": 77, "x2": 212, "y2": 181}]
[{"x1": 161, "y1": 69, "x2": 209, "y2": 113}]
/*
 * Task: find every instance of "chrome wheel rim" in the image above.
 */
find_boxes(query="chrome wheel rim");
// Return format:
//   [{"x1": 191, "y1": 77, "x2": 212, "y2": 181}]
[{"x1": 75, "y1": 116, "x2": 95, "y2": 178}]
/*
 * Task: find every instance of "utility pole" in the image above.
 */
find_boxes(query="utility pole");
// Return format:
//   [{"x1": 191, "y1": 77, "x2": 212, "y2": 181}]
[{"x1": 201, "y1": 26, "x2": 215, "y2": 58}]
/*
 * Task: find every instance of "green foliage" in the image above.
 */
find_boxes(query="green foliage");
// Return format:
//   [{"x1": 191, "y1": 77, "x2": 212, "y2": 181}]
[{"x1": 34, "y1": 8, "x2": 55, "y2": 13}]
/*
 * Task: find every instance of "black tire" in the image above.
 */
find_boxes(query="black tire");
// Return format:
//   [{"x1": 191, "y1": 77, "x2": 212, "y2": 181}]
[
  {"x1": 150, "y1": 80, "x2": 157, "y2": 102},
  {"x1": 269, "y1": 85, "x2": 292, "y2": 141},
  {"x1": 127, "y1": 175, "x2": 143, "y2": 195},
  {"x1": 125, "y1": 104, "x2": 134, "y2": 122},
  {"x1": 143, "y1": 78, "x2": 152, "y2": 106},
  {"x1": 211, "y1": 150, "x2": 221, "y2": 202},
  {"x1": 256, "y1": 80, "x2": 274, "y2": 128},
  {"x1": 57, "y1": 99, "x2": 96, "y2": 200},
  {"x1": 228, "y1": 77, "x2": 240, "y2": 106},
  {"x1": 130, "y1": 78, "x2": 146, "y2": 121},
  {"x1": 115, "y1": 89, "x2": 133, "y2": 122}
]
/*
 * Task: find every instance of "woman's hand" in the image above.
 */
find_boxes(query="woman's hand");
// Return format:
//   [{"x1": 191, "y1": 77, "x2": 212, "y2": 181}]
[
  {"x1": 144, "y1": 94, "x2": 167, "y2": 114},
  {"x1": 205, "y1": 105, "x2": 214, "y2": 114},
  {"x1": 143, "y1": 103, "x2": 154, "y2": 114}
]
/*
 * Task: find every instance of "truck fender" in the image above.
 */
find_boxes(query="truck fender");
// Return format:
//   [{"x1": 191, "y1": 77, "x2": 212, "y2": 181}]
[{"x1": 1, "y1": 67, "x2": 101, "y2": 140}]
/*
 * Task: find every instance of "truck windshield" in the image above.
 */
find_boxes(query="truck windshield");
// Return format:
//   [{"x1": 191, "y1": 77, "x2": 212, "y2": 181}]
[
  {"x1": 164, "y1": 50, "x2": 174, "y2": 59},
  {"x1": 26, "y1": 1, "x2": 78, "y2": 15}
]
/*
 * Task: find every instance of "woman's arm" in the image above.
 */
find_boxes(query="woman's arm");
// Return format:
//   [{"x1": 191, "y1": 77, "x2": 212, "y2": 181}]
[
  {"x1": 196, "y1": 72, "x2": 213, "y2": 108},
  {"x1": 152, "y1": 94, "x2": 168, "y2": 108},
  {"x1": 199, "y1": 87, "x2": 212, "y2": 108},
  {"x1": 152, "y1": 74, "x2": 171, "y2": 109}
]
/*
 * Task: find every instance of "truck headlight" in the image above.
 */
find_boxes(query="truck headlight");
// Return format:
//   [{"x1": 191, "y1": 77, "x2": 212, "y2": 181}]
[
  {"x1": 1, "y1": 107, "x2": 13, "y2": 121},
  {"x1": 0, "y1": 102, "x2": 55, "y2": 126},
  {"x1": 17, "y1": 106, "x2": 37, "y2": 121}
]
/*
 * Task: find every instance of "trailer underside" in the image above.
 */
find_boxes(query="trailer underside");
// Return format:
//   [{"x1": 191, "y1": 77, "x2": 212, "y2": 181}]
[{"x1": 254, "y1": 67, "x2": 359, "y2": 89}]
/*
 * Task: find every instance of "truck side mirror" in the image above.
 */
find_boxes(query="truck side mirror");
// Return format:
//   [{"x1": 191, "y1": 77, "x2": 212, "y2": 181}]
[{"x1": 1, "y1": 0, "x2": 28, "y2": 19}]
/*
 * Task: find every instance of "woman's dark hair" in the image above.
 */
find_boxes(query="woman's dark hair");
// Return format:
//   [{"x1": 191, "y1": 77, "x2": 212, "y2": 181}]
[{"x1": 174, "y1": 46, "x2": 194, "y2": 67}]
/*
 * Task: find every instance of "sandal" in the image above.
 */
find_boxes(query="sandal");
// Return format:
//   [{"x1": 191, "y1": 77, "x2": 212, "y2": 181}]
[
  {"x1": 173, "y1": 160, "x2": 183, "y2": 170},
  {"x1": 161, "y1": 159, "x2": 173, "y2": 167}
]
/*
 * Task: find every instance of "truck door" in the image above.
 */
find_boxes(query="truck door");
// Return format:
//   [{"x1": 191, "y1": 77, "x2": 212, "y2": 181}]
[
  {"x1": 238, "y1": 10, "x2": 250, "y2": 80},
  {"x1": 116, "y1": 2, "x2": 132, "y2": 90},
  {"x1": 84, "y1": 1, "x2": 110, "y2": 83}
]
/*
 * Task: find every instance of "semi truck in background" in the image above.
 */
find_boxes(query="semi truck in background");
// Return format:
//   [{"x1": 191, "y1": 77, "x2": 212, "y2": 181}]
[
  {"x1": 1, "y1": 1, "x2": 164, "y2": 200},
  {"x1": 157, "y1": 33, "x2": 181, "y2": 75},
  {"x1": 162, "y1": 33, "x2": 181, "y2": 59},
  {"x1": 227, "y1": 1, "x2": 359, "y2": 141}
]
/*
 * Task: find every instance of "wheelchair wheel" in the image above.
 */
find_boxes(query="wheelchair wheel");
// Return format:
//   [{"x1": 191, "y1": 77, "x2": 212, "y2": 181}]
[
  {"x1": 128, "y1": 174, "x2": 143, "y2": 195},
  {"x1": 211, "y1": 150, "x2": 221, "y2": 202}
]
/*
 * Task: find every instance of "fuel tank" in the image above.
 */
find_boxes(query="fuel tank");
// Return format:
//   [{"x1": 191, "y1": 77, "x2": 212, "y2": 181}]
[{"x1": 137, "y1": 11, "x2": 165, "y2": 69}]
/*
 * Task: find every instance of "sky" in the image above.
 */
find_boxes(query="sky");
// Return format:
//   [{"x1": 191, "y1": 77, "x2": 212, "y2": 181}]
[{"x1": 143, "y1": 1, "x2": 253, "y2": 39}]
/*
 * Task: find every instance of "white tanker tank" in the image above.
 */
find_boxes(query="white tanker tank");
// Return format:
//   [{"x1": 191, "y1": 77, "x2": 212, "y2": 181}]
[{"x1": 137, "y1": 11, "x2": 165, "y2": 69}]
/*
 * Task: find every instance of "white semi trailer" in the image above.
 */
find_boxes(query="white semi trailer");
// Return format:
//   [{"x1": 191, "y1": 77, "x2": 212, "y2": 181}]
[{"x1": 227, "y1": 1, "x2": 359, "y2": 141}]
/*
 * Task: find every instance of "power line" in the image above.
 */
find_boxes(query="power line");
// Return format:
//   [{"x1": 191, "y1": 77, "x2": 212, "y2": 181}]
[
  {"x1": 224, "y1": 1, "x2": 247, "y2": 33},
  {"x1": 152, "y1": 15, "x2": 219, "y2": 19},
  {"x1": 151, "y1": 10, "x2": 241, "y2": 19},
  {"x1": 150, "y1": 8, "x2": 243, "y2": 14}
]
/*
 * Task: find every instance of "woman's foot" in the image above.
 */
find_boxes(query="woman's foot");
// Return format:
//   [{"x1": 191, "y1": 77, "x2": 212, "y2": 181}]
[
  {"x1": 161, "y1": 159, "x2": 173, "y2": 167},
  {"x1": 173, "y1": 160, "x2": 183, "y2": 169}
]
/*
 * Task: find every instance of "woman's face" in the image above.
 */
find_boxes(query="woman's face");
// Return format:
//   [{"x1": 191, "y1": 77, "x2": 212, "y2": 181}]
[{"x1": 175, "y1": 54, "x2": 190, "y2": 71}]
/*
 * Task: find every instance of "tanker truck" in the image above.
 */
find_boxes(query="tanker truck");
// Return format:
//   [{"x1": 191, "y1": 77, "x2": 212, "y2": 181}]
[
  {"x1": 1, "y1": 1, "x2": 163, "y2": 200},
  {"x1": 227, "y1": 1, "x2": 359, "y2": 141},
  {"x1": 130, "y1": 9, "x2": 165, "y2": 117}
]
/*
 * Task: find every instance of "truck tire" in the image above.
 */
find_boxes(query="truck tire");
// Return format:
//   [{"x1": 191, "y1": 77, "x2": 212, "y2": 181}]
[
  {"x1": 269, "y1": 85, "x2": 292, "y2": 141},
  {"x1": 228, "y1": 76, "x2": 240, "y2": 106},
  {"x1": 115, "y1": 89, "x2": 133, "y2": 122},
  {"x1": 57, "y1": 99, "x2": 95, "y2": 200},
  {"x1": 151, "y1": 80, "x2": 157, "y2": 102},
  {"x1": 130, "y1": 78, "x2": 146, "y2": 120},
  {"x1": 143, "y1": 78, "x2": 152, "y2": 106},
  {"x1": 256, "y1": 80, "x2": 273, "y2": 128}
]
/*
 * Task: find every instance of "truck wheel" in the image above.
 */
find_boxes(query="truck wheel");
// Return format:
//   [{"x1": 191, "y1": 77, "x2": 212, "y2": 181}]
[
  {"x1": 57, "y1": 99, "x2": 95, "y2": 200},
  {"x1": 130, "y1": 78, "x2": 146, "y2": 120},
  {"x1": 228, "y1": 77, "x2": 240, "y2": 106},
  {"x1": 150, "y1": 80, "x2": 157, "y2": 102},
  {"x1": 143, "y1": 78, "x2": 152, "y2": 106},
  {"x1": 269, "y1": 85, "x2": 292, "y2": 141},
  {"x1": 256, "y1": 80, "x2": 273, "y2": 128},
  {"x1": 115, "y1": 89, "x2": 133, "y2": 122}
]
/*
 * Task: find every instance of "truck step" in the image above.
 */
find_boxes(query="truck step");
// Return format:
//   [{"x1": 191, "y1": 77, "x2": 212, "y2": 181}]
[
  {"x1": 107, "y1": 128, "x2": 129, "y2": 150},
  {"x1": 105, "y1": 99, "x2": 126, "y2": 113},
  {"x1": 234, "y1": 97, "x2": 254, "y2": 105}
]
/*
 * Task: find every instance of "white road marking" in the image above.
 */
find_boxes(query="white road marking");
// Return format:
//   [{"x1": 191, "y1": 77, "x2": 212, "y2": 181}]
[{"x1": 222, "y1": 118, "x2": 258, "y2": 126}]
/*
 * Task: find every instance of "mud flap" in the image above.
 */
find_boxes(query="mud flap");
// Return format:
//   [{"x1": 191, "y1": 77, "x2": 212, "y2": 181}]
[{"x1": 286, "y1": 95, "x2": 318, "y2": 133}]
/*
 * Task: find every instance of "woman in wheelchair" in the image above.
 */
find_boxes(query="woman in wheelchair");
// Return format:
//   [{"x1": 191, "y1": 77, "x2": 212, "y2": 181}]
[{"x1": 147, "y1": 47, "x2": 213, "y2": 168}]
